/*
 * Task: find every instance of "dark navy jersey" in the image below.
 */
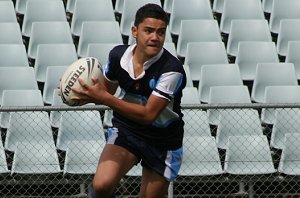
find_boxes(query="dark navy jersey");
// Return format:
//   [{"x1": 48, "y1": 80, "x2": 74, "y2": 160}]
[{"x1": 104, "y1": 44, "x2": 186, "y2": 149}]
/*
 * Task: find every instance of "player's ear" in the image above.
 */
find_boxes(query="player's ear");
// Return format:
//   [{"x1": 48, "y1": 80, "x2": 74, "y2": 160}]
[{"x1": 131, "y1": 25, "x2": 137, "y2": 38}]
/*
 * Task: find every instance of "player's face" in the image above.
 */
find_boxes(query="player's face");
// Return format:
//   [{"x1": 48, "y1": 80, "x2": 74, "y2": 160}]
[{"x1": 132, "y1": 18, "x2": 166, "y2": 58}]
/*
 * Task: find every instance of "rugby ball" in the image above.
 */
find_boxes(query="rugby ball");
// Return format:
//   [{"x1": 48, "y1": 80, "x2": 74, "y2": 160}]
[{"x1": 60, "y1": 57, "x2": 103, "y2": 106}]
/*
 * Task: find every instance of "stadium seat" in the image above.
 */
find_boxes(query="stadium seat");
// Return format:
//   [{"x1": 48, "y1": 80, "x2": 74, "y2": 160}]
[
  {"x1": 43, "y1": 65, "x2": 69, "y2": 105},
  {"x1": 261, "y1": 86, "x2": 300, "y2": 125},
  {"x1": 163, "y1": 0, "x2": 173, "y2": 13},
  {"x1": 235, "y1": 41, "x2": 279, "y2": 81},
  {"x1": 286, "y1": 41, "x2": 300, "y2": 79},
  {"x1": 77, "y1": 21, "x2": 123, "y2": 58},
  {"x1": 276, "y1": 19, "x2": 300, "y2": 57},
  {"x1": 70, "y1": 0, "x2": 115, "y2": 37},
  {"x1": 169, "y1": 0, "x2": 214, "y2": 36},
  {"x1": 27, "y1": 21, "x2": 74, "y2": 61},
  {"x1": 207, "y1": 85, "x2": 251, "y2": 125},
  {"x1": 56, "y1": 110, "x2": 105, "y2": 151},
  {"x1": 66, "y1": 0, "x2": 75, "y2": 14},
  {"x1": 34, "y1": 44, "x2": 77, "y2": 83},
  {"x1": 163, "y1": 42, "x2": 177, "y2": 57},
  {"x1": 0, "y1": 67, "x2": 39, "y2": 106},
  {"x1": 183, "y1": 65, "x2": 194, "y2": 88},
  {"x1": 114, "y1": 0, "x2": 124, "y2": 14},
  {"x1": 0, "y1": 22, "x2": 23, "y2": 45},
  {"x1": 119, "y1": 0, "x2": 161, "y2": 37},
  {"x1": 182, "y1": 109, "x2": 211, "y2": 137},
  {"x1": 270, "y1": 108, "x2": 300, "y2": 150},
  {"x1": 63, "y1": 140, "x2": 105, "y2": 176},
  {"x1": 49, "y1": 89, "x2": 66, "y2": 129},
  {"x1": 224, "y1": 135, "x2": 276, "y2": 174},
  {"x1": 0, "y1": 90, "x2": 44, "y2": 129},
  {"x1": 16, "y1": 0, "x2": 64, "y2": 16},
  {"x1": 87, "y1": 43, "x2": 122, "y2": 67},
  {"x1": 4, "y1": 111, "x2": 55, "y2": 152},
  {"x1": 176, "y1": 20, "x2": 222, "y2": 58},
  {"x1": 262, "y1": 0, "x2": 274, "y2": 14},
  {"x1": 0, "y1": 1, "x2": 18, "y2": 23},
  {"x1": 227, "y1": 19, "x2": 272, "y2": 57},
  {"x1": 213, "y1": 0, "x2": 225, "y2": 14},
  {"x1": 179, "y1": 135, "x2": 223, "y2": 176},
  {"x1": 198, "y1": 64, "x2": 243, "y2": 103},
  {"x1": 0, "y1": 139, "x2": 9, "y2": 175},
  {"x1": 0, "y1": 44, "x2": 29, "y2": 67},
  {"x1": 216, "y1": 109, "x2": 263, "y2": 149},
  {"x1": 22, "y1": 0, "x2": 67, "y2": 38},
  {"x1": 184, "y1": 42, "x2": 228, "y2": 81},
  {"x1": 11, "y1": 141, "x2": 61, "y2": 175},
  {"x1": 181, "y1": 87, "x2": 200, "y2": 105},
  {"x1": 278, "y1": 133, "x2": 300, "y2": 175},
  {"x1": 251, "y1": 63, "x2": 298, "y2": 103},
  {"x1": 269, "y1": 0, "x2": 300, "y2": 34},
  {"x1": 220, "y1": 0, "x2": 265, "y2": 34}
]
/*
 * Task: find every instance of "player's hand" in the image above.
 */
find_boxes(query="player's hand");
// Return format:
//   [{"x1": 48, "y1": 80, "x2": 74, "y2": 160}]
[{"x1": 71, "y1": 76, "x2": 108, "y2": 104}]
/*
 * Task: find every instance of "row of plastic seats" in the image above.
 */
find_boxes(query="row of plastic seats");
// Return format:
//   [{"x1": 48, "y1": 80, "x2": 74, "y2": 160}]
[
  {"x1": 183, "y1": 40, "x2": 300, "y2": 82},
  {"x1": 182, "y1": 89, "x2": 300, "y2": 150},
  {"x1": 1, "y1": 132, "x2": 299, "y2": 177},
  {"x1": 0, "y1": 139, "x2": 105, "y2": 177}
]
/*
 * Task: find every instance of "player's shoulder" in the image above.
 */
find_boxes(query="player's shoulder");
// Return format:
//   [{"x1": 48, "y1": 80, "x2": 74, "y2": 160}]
[
  {"x1": 161, "y1": 49, "x2": 184, "y2": 73},
  {"x1": 110, "y1": 44, "x2": 129, "y2": 58}
]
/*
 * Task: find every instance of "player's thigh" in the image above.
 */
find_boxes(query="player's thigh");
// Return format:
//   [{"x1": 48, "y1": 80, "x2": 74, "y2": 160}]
[
  {"x1": 139, "y1": 167, "x2": 170, "y2": 198},
  {"x1": 94, "y1": 144, "x2": 139, "y2": 186}
]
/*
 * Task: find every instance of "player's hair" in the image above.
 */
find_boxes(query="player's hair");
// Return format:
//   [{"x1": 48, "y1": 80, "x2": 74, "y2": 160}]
[{"x1": 134, "y1": 3, "x2": 169, "y2": 27}]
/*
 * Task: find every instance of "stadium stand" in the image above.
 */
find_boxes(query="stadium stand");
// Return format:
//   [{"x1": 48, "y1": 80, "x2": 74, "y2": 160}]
[{"x1": 1, "y1": 0, "x2": 300, "y2": 197}]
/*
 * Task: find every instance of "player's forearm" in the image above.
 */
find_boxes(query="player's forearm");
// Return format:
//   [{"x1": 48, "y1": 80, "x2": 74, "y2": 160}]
[{"x1": 100, "y1": 92, "x2": 158, "y2": 125}]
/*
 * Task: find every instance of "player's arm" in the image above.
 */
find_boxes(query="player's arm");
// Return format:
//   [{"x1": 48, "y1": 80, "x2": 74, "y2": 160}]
[
  {"x1": 101, "y1": 91, "x2": 169, "y2": 125},
  {"x1": 73, "y1": 77, "x2": 169, "y2": 125}
]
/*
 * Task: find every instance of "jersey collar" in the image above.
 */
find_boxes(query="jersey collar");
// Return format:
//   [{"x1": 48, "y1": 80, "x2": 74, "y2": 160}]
[{"x1": 120, "y1": 44, "x2": 163, "y2": 79}]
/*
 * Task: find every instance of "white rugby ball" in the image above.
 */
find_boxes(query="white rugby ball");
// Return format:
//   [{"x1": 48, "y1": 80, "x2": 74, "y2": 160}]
[{"x1": 60, "y1": 57, "x2": 103, "y2": 106}]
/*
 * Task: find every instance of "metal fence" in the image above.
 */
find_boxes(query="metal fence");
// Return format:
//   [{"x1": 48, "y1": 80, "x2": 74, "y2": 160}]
[{"x1": 1, "y1": 103, "x2": 300, "y2": 198}]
